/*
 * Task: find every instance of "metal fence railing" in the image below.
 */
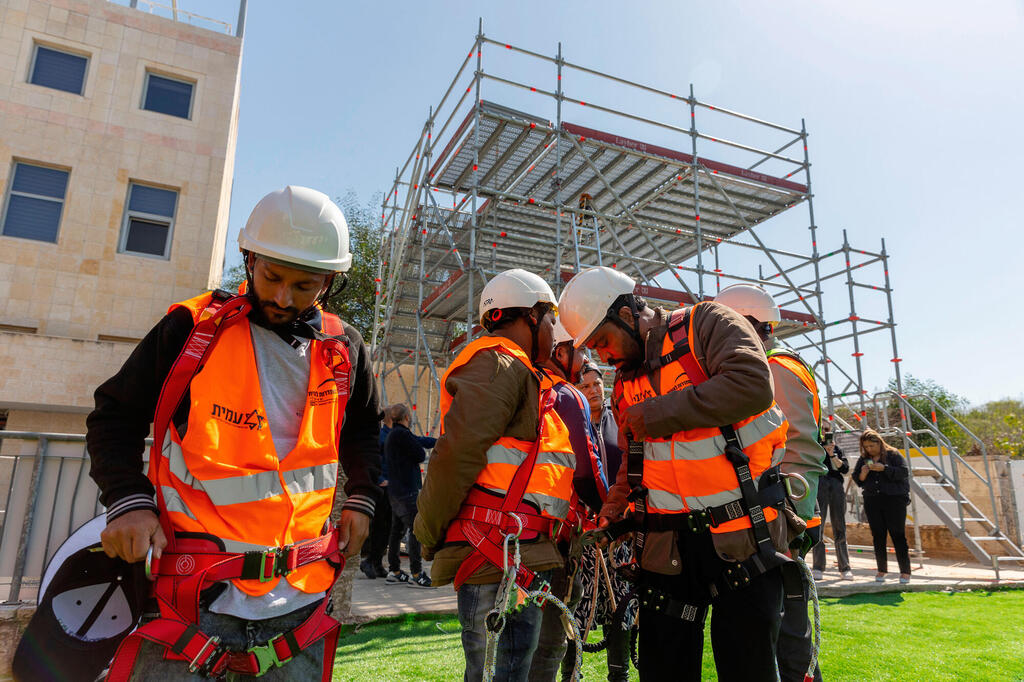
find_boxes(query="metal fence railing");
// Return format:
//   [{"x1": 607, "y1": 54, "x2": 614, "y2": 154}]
[{"x1": 0, "y1": 432, "x2": 107, "y2": 604}]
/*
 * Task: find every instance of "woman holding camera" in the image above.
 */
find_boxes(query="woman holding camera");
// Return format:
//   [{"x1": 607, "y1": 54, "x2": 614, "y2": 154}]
[{"x1": 853, "y1": 429, "x2": 912, "y2": 583}]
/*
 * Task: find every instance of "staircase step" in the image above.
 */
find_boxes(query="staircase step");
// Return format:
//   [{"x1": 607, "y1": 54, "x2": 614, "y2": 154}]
[
  {"x1": 937, "y1": 499, "x2": 970, "y2": 504},
  {"x1": 994, "y1": 556, "x2": 1024, "y2": 562}
]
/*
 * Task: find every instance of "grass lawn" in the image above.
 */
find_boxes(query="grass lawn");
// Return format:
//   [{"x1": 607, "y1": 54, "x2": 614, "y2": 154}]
[{"x1": 332, "y1": 590, "x2": 1024, "y2": 681}]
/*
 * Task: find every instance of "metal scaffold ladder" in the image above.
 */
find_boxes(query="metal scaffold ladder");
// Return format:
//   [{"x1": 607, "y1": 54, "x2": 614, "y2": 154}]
[{"x1": 861, "y1": 392, "x2": 1024, "y2": 580}]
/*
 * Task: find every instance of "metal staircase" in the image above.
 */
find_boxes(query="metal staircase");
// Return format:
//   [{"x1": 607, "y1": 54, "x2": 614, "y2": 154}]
[{"x1": 862, "y1": 391, "x2": 1024, "y2": 579}]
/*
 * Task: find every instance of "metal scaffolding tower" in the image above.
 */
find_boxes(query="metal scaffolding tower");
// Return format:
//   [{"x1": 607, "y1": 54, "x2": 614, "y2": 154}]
[{"x1": 371, "y1": 26, "x2": 1022, "y2": 575}]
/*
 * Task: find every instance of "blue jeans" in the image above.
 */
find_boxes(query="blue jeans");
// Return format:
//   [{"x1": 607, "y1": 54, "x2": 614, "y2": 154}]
[
  {"x1": 457, "y1": 571, "x2": 551, "y2": 682},
  {"x1": 127, "y1": 601, "x2": 327, "y2": 681}
]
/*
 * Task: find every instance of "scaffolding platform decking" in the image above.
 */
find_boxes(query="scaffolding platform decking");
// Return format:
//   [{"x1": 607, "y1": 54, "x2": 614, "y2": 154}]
[
  {"x1": 372, "y1": 28, "x2": 904, "y2": 427},
  {"x1": 369, "y1": 25, "x2": 1023, "y2": 579}
]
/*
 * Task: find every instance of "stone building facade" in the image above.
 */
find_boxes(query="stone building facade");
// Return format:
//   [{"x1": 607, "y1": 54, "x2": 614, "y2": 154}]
[{"x1": 0, "y1": 0, "x2": 243, "y2": 433}]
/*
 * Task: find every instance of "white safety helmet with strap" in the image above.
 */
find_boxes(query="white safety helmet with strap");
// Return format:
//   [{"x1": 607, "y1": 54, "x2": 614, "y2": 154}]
[
  {"x1": 558, "y1": 266, "x2": 639, "y2": 348},
  {"x1": 478, "y1": 268, "x2": 557, "y2": 326},
  {"x1": 714, "y1": 283, "x2": 780, "y2": 320},
  {"x1": 238, "y1": 186, "x2": 352, "y2": 274}
]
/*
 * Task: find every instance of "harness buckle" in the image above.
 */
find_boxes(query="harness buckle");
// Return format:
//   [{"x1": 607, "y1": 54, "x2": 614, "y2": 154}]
[
  {"x1": 243, "y1": 545, "x2": 296, "y2": 583},
  {"x1": 186, "y1": 635, "x2": 224, "y2": 676},
  {"x1": 248, "y1": 634, "x2": 292, "y2": 677}
]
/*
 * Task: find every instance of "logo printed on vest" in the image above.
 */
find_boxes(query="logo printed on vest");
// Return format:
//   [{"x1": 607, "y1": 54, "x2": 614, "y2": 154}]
[
  {"x1": 308, "y1": 378, "x2": 338, "y2": 407},
  {"x1": 175, "y1": 554, "x2": 196, "y2": 575},
  {"x1": 210, "y1": 404, "x2": 266, "y2": 430}
]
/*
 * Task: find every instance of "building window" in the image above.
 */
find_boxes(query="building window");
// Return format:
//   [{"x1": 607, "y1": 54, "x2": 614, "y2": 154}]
[
  {"x1": 142, "y1": 72, "x2": 194, "y2": 119},
  {"x1": 119, "y1": 183, "x2": 178, "y2": 258},
  {"x1": 29, "y1": 44, "x2": 88, "y2": 95},
  {"x1": 1, "y1": 162, "x2": 69, "y2": 243}
]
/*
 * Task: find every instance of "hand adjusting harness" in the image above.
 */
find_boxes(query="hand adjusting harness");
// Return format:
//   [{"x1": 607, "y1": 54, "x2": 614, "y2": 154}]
[
  {"x1": 106, "y1": 293, "x2": 351, "y2": 681},
  {"x1": 603, "y1": 309, "x2": 806, "y2": 630}
]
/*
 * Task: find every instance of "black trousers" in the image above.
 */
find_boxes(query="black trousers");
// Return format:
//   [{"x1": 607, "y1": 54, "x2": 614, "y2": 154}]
[
  {"x1": 360, "y1": 490, "x2": 392, "y2": 567},
  {"x1": 863, "y1": 495, "x2": 911, "y2": 575},
  {"x1": 637, "y1": 530, "x2": 783, "y2": 682},
  {"x1": 388, "y1": 494, "x2": 423, "y2": 575},
  {"x1": 776, "y1": 565, "x2": 821, "y2": 682},
  {"x1": 813, "y1": 476, "x2": 850, "y2": 572}
]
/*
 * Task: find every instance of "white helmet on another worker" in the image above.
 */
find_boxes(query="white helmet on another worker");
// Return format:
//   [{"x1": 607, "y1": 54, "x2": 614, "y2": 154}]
[
  {"x1": 714, "y1": 284, "x2": 781, "y2": 324},
  {"x1": 478, "y1": 269, "x2": 557, "y2": 328},
  {"x1": 238, "y1": 186, "x2": 352, "y2": 274},
  {"x1": 558, "y1": 266, "x2": 639, "y2": 348}
]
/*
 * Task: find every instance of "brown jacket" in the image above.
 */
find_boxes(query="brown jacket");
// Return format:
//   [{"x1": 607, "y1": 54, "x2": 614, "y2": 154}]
[
  {"x1": 413, "y1": 338, "x2": 563, "y2": 586},
  {"x1": 600, "y1": 302, "x2": 789, "y2": 570}
]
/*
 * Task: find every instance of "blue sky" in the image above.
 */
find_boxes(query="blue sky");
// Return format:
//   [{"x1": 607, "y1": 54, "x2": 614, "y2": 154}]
[{"x1": 212, "y1": 0, "x2": 1022, "y2": 406}]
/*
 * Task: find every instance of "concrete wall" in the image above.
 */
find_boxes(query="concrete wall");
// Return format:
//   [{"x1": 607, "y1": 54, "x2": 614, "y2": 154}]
[{"x1": 0, "y1": 0, "x2": 242, "y2": 426}]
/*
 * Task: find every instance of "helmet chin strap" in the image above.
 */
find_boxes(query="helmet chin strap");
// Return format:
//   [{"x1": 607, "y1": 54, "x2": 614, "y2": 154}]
[{"x1": 607, "y1": 296, "x2": 645, "y2": 353}]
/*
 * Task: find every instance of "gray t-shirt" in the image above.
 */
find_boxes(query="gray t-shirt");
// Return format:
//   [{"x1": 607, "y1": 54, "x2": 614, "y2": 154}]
[{"x1": 208, "y1": 322, "x2": 327, "y2": 619}]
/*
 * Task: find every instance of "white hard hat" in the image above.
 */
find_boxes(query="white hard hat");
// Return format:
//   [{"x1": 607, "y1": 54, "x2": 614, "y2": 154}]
[
  {"x1": 559, "y1": 266, "x2": 637, "y2": 347},
  {"x1": 714, "y1": 283, "x2": 781, "y2": 324},
  {"x1": 552, "y1": 318, "x2": 573, "y2": 345},
  {"x1": 238, "y1": 186, "x2": 352, "y2": 273},
  {"x1": 479, "y1": 269, "x2": 557, "y2": 324}
]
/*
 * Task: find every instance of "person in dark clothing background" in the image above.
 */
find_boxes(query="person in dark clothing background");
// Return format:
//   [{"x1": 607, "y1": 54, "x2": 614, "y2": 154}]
[
  {"x1": 812, "y1": 430, "x2": 853, "y2": 580},
  {"x1": 853, "y1": 429, "x2": 912, "y2": 583},
  {"x1": 384, "y1": 403, "x2": 433, "y2": 587},
  {"x1": 360, "y1": 408, "x2": 395, "y2": 579}
]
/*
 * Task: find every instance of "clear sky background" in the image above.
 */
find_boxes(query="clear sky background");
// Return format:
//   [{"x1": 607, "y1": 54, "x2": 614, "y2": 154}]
[{"x1": 208, "y1": 0, "x2": 1022, "y2": 407}]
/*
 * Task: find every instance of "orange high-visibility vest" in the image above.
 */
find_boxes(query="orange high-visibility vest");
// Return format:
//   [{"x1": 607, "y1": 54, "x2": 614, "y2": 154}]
[
  {"x1": 768, "y1": 347, "x2": 822, "y2": 528},
  {"x1": 153, "y1": 292, "x2": 347, "y2": 596},
  {"x1": 440, "y1": 336, "x2": 575, "y2": 524},
  {"x1": 614, "y1": 304, "x2": 788, "y2": 534}
]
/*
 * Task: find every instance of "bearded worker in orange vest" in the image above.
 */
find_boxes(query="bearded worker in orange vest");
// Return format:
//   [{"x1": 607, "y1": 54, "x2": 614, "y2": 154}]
[
  {"x1": 559, "y1": 266, "x2": 797, "y2": 682},
  {"x1": 716, "y1": 284, "x2": 827, "y2": 682},
  {"x1": 85, "y1": 186, "x2": 383, "y2": 680},
  {"x1": 414, "y1": 269, "x2": 574, "y2": 682}
]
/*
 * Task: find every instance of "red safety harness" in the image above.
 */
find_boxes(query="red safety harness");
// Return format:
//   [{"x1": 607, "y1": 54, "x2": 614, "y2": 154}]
[
  {"x1": 443, "y1": 388, "x2": 558, "y2": 593},
  {"x1": 106, "y1": 295, "x2": 351, "y2": 680}
]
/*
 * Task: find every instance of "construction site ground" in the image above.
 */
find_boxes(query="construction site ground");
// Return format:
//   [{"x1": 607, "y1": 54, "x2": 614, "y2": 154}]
[{"x1": 348, "y1": 555, "x2": 1024, "y2": 622}]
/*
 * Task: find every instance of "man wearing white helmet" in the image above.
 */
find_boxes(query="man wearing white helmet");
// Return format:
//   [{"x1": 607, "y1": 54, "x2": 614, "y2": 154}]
[
  {"x1": 414, "y1": 268, "x2": 575, "y2": 681},
  {"x1": 715, "y1": 283, "x2": 827, "y2": 682},
  {"x1": 86, "y1": 186, "x2": 383, "y2": 680},
  {"x1": 559, "y1": 266, "x2": 795, "y2": 682}
]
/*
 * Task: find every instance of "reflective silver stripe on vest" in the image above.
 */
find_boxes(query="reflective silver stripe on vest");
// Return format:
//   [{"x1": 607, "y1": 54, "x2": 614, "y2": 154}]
[
  {"x1": 647, "y1": 488, "x2": 686, "y2": 512},
  {"x1": 648, "y1": 474, "x2": 776, "y2": 513},
  {"x1": 643, "y1": 406, "x2": 785, "y2": 462},
  {"x1": 166, "y1": 435, "x2": 336, "y2": 505},
  {"x1": 161, "y1": 486, "x2": 197, "y2": 520},
  {"x1": 483, "y1": 444, "x2": 574, "y2": 520},
  {"x1": 283, "y1": 462, "x2": 339, "y2": 495}
]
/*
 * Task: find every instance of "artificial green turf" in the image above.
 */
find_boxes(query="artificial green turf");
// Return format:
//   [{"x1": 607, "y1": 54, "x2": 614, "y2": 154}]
[{"x1": 332, "y1": 590, "x2": 1024, "y2": 681}]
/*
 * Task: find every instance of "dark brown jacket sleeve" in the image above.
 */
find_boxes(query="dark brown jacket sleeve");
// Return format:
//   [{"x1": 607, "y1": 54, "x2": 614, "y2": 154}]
[
  {"x1": 641, "y1": 302, "x2": 774, "y2": 438},
  {"x1": 413, "y1": 350, "x2": 533, "y2": 550}
]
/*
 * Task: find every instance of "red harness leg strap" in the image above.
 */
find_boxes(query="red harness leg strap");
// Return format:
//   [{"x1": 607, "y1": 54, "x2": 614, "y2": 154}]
[{"x1": 449, "y1": 391, "x2": 557, "y2": 591}]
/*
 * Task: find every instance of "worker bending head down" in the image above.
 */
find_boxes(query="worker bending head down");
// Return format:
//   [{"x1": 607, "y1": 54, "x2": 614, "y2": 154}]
[
  {"x1": 414, "y1": 268, "x2": 582, "y2": 681},
  {"x1": 558, "y1": 265, "x2": 797, "y2": 682},
  {"x1": 82, "y1": 186, "x2": 383, "y2": 680}
]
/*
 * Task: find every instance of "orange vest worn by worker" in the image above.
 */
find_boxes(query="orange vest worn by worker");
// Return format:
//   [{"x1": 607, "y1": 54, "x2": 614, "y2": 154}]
[
  {"x1": 613, "y1": 304, "x2": 788, "y2": 544},
  {"x1": 441, "y1": 335, "x2": 576, "y2": 590},
  {"x1": 767, "y1": 347, "x2": 823, "y2": 530},
  {"x1": 106, "y1": 290, "x2": 352, "y2": 681}
]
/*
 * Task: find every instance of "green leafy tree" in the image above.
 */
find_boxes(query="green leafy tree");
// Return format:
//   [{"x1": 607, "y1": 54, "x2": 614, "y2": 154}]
[
  {"x1": 961, "y1": 399, "x2": 1024, "y2": 458},
  {"x1": 887, "y1": 375, "x2": 969, "y2": 449},
  {"x1": 220, "y1": 192, "x2": 384, "y2": 339}
]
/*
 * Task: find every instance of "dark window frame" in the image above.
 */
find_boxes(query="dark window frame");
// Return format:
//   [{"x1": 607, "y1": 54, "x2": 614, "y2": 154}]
[
  {"x1": 0, "y1": 160, "x2": 70, "y2": 244},
  {"x1": 141, "y1": 71, "x2": 195, "y2": 119},
  {"x1": 118, "y1": 182, "x2": 179, "y2": 260},
  {"x1": 28, "y1": 43, "x2": 89, "y2": 95}
]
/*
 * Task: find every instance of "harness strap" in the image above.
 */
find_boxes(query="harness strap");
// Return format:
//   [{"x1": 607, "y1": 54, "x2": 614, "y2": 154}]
[
  {"x1": 720, "y1": 424, "x2": 776, "y2": 561},
  {"x1": 637, "y1": 584, "x2": 703, "y2": 622},
  {"x1": 451, "y1": 390, "x2": 556, "y2": 591},
  {"x1": 708, "y1": 549, "x2": 793, "y2": 599},
  {"x1": 106, "y1": 592, "x2": 340, "y2": 681}
]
